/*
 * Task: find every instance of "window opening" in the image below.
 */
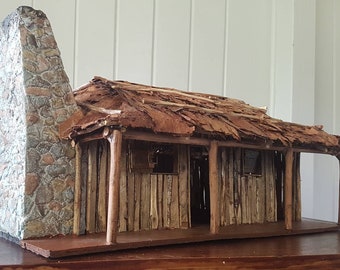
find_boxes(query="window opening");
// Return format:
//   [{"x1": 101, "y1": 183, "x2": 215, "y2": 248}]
[
  {"x1": 243, "y1": 149, "x2": 262, "y2": 175},
  {"x1": 128, "y1": 140, "x2": 177, "y2": 174}
]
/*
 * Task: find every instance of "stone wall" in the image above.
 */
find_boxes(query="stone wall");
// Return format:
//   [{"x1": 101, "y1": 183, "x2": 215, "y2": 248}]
[
  {"x1": 0, "y1": 9, "x2": 26, "y2": 241},
  {"x1": 0, "y1": 6, "x2": 79, "y2": 240}
]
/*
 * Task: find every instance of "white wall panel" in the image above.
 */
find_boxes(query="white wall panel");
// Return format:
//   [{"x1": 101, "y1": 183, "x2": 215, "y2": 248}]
[
  {"x1": 115, "y1": 0, "x2": 154, "y2": 84},
  {"x1": 270, "y1": 0, "x2": 293, "y2": 120},
  {"x1": 314, "y1": 0, "x2": 337, "y2": 222},
  {"x1": 0, "y1": 0, "x2": 33, "y2": 20},
  {"x1": 189, "y1": 0, "x2": 226, "y2": 95},
  {"x1": 74, "y1": 0, "x2": 116, "y2": 87},
  {"x1": 291, "y1": 0, "x2": 315, "y2": 125},
  {"x1": 33, "y1": 0, "x2": 76, "y2": 87},
  {"x1": 226, "y1": 0, "x2": 271, "y2": 108},
  {"x1": 291, "y1": 0, "x2": 316, "y2": 219},
  {"x1": 152, "y1": 0, "x2": 191, "y2": 90}
]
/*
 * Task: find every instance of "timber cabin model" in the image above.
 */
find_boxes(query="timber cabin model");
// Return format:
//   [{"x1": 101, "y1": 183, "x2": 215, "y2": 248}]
[{"x1": 35, "y1": 76, "x2": 340, "y2": 257}]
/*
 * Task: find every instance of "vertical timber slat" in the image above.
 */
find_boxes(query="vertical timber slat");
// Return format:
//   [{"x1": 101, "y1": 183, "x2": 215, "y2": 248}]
[
  {"x1": 141, "y1": 173, "x2": 151, "y2": 230},
  {"x1": 97, "y1": 141, "x2": 108, "y2": 232},
  {"x1": 150, "y1": 174, "x2": 158, "y2": 229},
  {"x1": 73, "y1": 143, "x2": 82, "y2": 235},
  {"x1": 133, "y1": 173, "x2": 141, "y2": 231},
  {"x1": 209, "y1": 140, "x2": 219, "y2": 234},
  {"x1": 170, "y1": 175, "x2": 179, "y2": 228},
  {"x1": 178, "y1": 145, "x2": 189, "y2": 229},
  {"x1": 127, "y1": 170, "x2": 135, "y2": 231},
  {"x1": 284, "y1": 148, "x2": 293, "y2": 230},
  {"x1": 119, "y1": 141, "x2": 127, "y2": 232},
  {"x1": 220, "y1": 148, "x2": 227, "y2": 226},
  {"x1": 157, "y1": 174, "x2": 163, "y2": 228},
  {"x1": 106, "y1": 130, "x2": 123, "y2": 244},
  {"x1": 86, "y1": 142, "x2": 98, "y2": 233},
  {"x1": 228, "y1": 149, "x2": 234, "y2": 225}
]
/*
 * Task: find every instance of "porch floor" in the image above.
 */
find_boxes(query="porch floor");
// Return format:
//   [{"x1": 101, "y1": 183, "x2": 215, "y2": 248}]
[{"x1": 21, "y1": 218, "x2": 340, "y2": 258}]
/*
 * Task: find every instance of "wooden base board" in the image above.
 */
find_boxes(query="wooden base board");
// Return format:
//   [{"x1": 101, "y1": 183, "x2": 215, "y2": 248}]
[{"x1": 21, "y1": 218, "x2": 340, "y2": 258}]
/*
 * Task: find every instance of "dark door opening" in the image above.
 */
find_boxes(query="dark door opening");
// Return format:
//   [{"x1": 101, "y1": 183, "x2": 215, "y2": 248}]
[{"x1": 190, "y1": 146, "x2": 210, "y2": 225}]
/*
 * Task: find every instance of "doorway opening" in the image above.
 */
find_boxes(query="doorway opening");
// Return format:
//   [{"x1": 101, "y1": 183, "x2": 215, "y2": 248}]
[{"x1": 190, "y1": 146, "x2": 210, "y2": 225}]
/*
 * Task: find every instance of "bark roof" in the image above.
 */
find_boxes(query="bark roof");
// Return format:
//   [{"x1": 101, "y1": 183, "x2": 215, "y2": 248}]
[{"x1": 59, "y1": 76, "x2": 340, "y2": 154}]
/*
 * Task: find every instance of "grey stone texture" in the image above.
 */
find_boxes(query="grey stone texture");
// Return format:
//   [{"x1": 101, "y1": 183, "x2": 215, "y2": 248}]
[{"x1": 0, "y1": 6, "x2": 78, "y2": 240}]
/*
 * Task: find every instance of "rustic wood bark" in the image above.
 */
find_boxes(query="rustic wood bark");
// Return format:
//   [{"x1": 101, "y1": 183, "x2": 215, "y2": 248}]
[
  {"x1": 118, "y1": 140, "x2": 127, "y2": 232},
  {"x1": 234, "y1": 148, "x2": 242, "y2": 224},
  {"x1": 165, "y1": 175, "x2": 172, "y2": 228},
  {"x1": 257, "y1": 176, "x2": 265, "y2": 223},
  {"x1": 241, "y1": 176, "x2": 248, "y2": 224},
  {"x1": 250, "y1": 176, "x2": 257, "y2": 223},
  {"x1": 265, "y1": 151, "x2": 276, "y2": 222},
  {"x1": 127, "y1": 170, "x2": 135, "y2": 231},
  {"x1": 220, "y1": 149, "x2": 227, "y2": 226},
  {"x1": 86, "y1": 142, "x2": 98, "y2": 233},
  {"x1": 73, "y1": 143, "x2": 82, "y2": 235},
  {"x1": 228, "y1": 149, "x2": 235, "y2": 225},
  {"x1": 178, "y1": 145, "x2": 189, "y2": 229},
  {"x1": 157, "y1": 174, "x2": 163, "y2": 229},
  {"x1": 150, "y1": 174, "x2": 158, "y2": 229},
  {"x1": 106, "y1": 130, "x2": 123, "y2": 244},
  {"x1": 284, "y1": 148, "x2": 294, "y2": 230},
  {"x1": 209, "y1": 140, "x2": 219, "y2": 234},
  {"x1": 97, "y1": 140, "x2": 108, "y2": 232},
  {"x1": 133, "y1": 173, "x2": 141, "y2": 231},
  {"x1": 141, "y1": 174, "x2": 151, "y2": 230},
  {"x1": 170, "y1": 175, "x2": 180, "y2": 229}
]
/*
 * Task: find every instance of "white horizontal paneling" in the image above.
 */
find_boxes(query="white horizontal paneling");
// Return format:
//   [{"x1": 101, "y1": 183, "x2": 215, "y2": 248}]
[
  {"x1": 291, "y1": 0, "x2": 315, "y2": 125},
  {"x1": 226, "y1": 0, "x2": 272, "y2": 108},
  {"x1": 152, "y1": 0, "x2": 191, "y2": 90},
  {"x1": 189, "y1": 0, "x2": 226, "y2": 95},
  {"x1": 115, "y1": 0, "x2": 154, "y2": 84},
  {"x1": 33, "y1": 0, "x2": 76, "y2": 87},
  {"x1": 0, "y1": 0, "x2": 33, "y2": 20},
  {"x1": 74, "y1": 0, "x2": 116, "y2": 87},
  {"x1": 315, "y1": 0, "x2": 334, "y2": 133},
  {"x1": 314, "y1": 0, "x2": 337, "y2": 222}
]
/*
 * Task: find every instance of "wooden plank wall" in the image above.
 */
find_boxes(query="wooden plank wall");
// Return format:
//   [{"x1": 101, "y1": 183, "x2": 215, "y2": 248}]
[
  {"x1": 78, "y1": 141, "x2": 300, "y2": 234},
  {"x1": 219, "y1": 148, "x2": 277, "y2": 226},
  {"x1": 78, "y1": 140, "x2": 190, "y2": 234},
  {"x1": 119, "y1": 142, "x2": 190, "y2": 232}
]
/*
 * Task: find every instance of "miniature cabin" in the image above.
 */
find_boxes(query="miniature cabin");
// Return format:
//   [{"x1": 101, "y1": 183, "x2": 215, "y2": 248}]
[{"x1": 59, "y1": 77, "x2": 340, "y2": 244}]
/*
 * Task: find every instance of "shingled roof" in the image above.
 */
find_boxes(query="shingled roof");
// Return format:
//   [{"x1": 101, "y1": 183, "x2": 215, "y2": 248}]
[{"x1": 59, "y1": 77, "x2": 340, "y2": 154}]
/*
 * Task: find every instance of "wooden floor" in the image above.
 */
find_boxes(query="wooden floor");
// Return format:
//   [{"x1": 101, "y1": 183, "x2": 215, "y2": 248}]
[
  {"x1": 21, "y1": 218, "x2": 339, "y2": 258},
  {"x1": 1, "y1": 226, "x2": 340, "y2": 269}
]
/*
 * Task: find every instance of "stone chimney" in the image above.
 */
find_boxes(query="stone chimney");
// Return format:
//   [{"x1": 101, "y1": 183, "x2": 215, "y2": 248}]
[{"x1": 0, "y1": 6, "x2": 78, "y2": 241}]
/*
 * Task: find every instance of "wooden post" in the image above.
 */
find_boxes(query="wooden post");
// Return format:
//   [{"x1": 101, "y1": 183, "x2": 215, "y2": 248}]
[
  {"x1": 73, "y1": 143, "x2": 82, "y2": 235},
  {"x1": 284, "y1": 148, "x2": 293, "y2": 230},
  {"x1": 86, "y1": 142, "x2": 98, "y2": 233},
  {"x1": 209, "y1": 140, "x2": 219, "y2": 234},
  {"x1": 106, "y1": 130, "x2": 123, "y2": 244}
]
